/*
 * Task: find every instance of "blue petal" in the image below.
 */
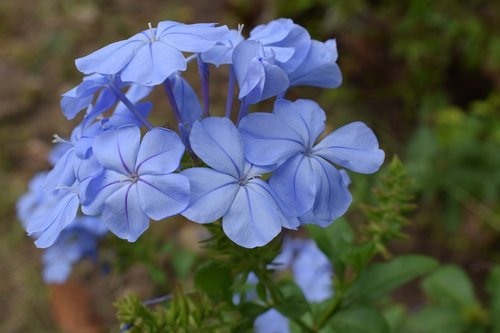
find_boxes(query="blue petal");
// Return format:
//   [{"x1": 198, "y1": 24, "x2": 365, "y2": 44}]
[
  {"x1": 239, "y1": 112, "x2": 304, "y2": 166},
  {"x1": 269, "y1": 154, "x2": 317, "y2": 217},
  {"x1": 181, "y1": 167, "x2": 239, "y2": 223},
  {"x1": 60, "y1": 87, "x2": 93, "y2": 120},
  {"x1": 82, "y1": 169, "x2": 126, "y2": 215},
  {"x1": 254, "y1": 308, "x2": 290, "y2": 333},
  {"x1": 29, "y1": 191, "x2": 80, "y2": 248},
  {"x1": 307, "y1": 157, "x2": 352, "y2": 224},
  {"x1": 273, "y1": 99, "x2": 326, "y2": 148},
  {"x1": 108, "y1": 101, "x2": 152, "y2": 128},
  {"x1": 43, "y1": 149, "x2": 77, "y2": 193},
  {"x1": 288, "y1": 39, "x2": 342, "y2": 88},
  {"x1": 201, "y1": 29, "x2": 244, "y2": 67},
  {"x1": 76, "y1": 39, "x2": 145, "y2": 75},
  {"x1": 158, "y1": 22, "x2": 229, "y2": 53},
  {"x1": 313, "y1": 121, "x2": 385, "y2": 174},
  {"x1": 102, "y1": 183, "x2": 150, "y2": 242},
  {"x1": 93, "y1": 125, "x2": 141, "y2": 175},
  {"x1": 233, "y1": 40, "x2": 263, "y2": 89},
  {"x1": 258, "y1": 61, "x2": 289, "y2": 102},
  {"x1": 190, "y1": 117, "x2": 245, "y2": 178},
  {"x1": 222, "y1": 179, "x2": 285, "y2": 248},
  {"x1": 137, "y1": 173, "x2": 190, "y2": 220},
  {"x1": 170, "y1": 74, "x2": 202, "y2": 127},
  {"x1": 120, "y1": 42, "x2": 186, "y2": 86},
  {"x1": 135, "y1": 127, "x2": 185, "y2": 175}
]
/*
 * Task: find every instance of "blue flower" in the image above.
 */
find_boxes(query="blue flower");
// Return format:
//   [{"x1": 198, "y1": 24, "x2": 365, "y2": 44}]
[
  {"x1": 239, "y1": 99, "x2": 384, "y2": 225},
  {"x1": 42, "y1": 216, "x2": 107, "y2": 284},
  {"x1": 17, "y1": 172, "x2": 49, "y2": 228},
  {"x1": 76, "y1": 21, "x2": 229, "y2": 86},
  {"x1": 254, "y1": 309, "x2": 290, "y2": 333},
  {"x1": 249, "y1": 18, "x2": 311, "y2": 73},
  {"x1": 83, "y1": 125, "x2": 190, "y2": 242},
  {"x1": 288, "y1": 39, "x2": 342, "y2": 89},
  {"x1": 232, "y1": 40, "x2": 289, "y2": 105},
  {"x1": 181, "y1": 117, "x2": 297, "y2": 248}
]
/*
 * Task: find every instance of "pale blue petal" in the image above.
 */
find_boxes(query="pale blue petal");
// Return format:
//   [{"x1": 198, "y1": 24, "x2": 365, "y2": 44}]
[
  {"x1": 170, "y1": 74, "x2": 202, "y2": 127},
  {"x1": 189, "y1": 117, "x2": 245, "y2": 178},
  {"x1": 159, "y1": 22, "x2": 229, "y2": 53},
  {"x1": 307, "y1": 157, "x2": 352, "y2": 224},
  {"x1": 313, "y1": 121, "x2": 385, "y2": 174},
  {"x1": 273, "y1": 99, "x2": 326, "y2": 148},
  {"x1": 239, "y1": 112, "x2": 304, "y2": 166},
  {"x1": 289, "y1": 39, "x2": 342, "y2": 88},
  {"x1": 30, "y1": 191, "x2": 80, "y2": 248},
  {"x1": 109, "y1": 101, "x2": 152, "y2": 128},
  {"x1": 269, "y1": 154, "x2": 316, "y2": 217},
  {"x1": 259, "y1": 61, "x2": 289, "y2": 102},
  {"x1": 222, "y1": 180, "x2": 285, "y2": 248},
  {"x1": 137, "y1": 173, "x2": 190, "y2": 220},
  {"x1": 102, "y1": 184, "x2": 150, "y2": 242},
  {"x1": 254, "y1": 308, "x2": 290, "y2": 333},
  {"x1": 82, "y1": 169, "x2": 127, "y2": 215},
  {"x1": 201, "y1": 30, "x2": 244, "y2": 66},
  {"x1": 93, "y1": 125, "x2": 141, "y2": 175},
  {"x1": 60, "y1": 87, "x2": 93, "y2": 120},
  {"x1": 92, "y1": 87, "x2": 117, "y2": 114},
  {"x1": 238, "y1": 59, "x2": 264, "y2": 102},
  {"x1": 135, "y1": 127, "x2": 185, "y2": 175},
  {"x1": 181, "y1": 168, "x2": 239, "y2": 223},
  {"x1": 120, "y1": 42, "x2": 186, "y2": 86},
  {"x1": 76, "y1": 39, "x2": 145, "y2": 75},
  {"x1": 43, "y1": 149, "x2": 77, "y2": 193},
  {"x1": 233, "y1": 41, "x2": 264, "y2": 88}
]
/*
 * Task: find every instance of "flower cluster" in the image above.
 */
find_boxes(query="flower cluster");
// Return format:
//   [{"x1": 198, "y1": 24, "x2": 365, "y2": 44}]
[{"x1": 18, "y1": 18, "x2": 384, "y2": 262}]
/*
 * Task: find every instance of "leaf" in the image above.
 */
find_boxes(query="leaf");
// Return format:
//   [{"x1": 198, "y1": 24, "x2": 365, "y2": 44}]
[
  {"x1": 343, "y1": 255, "x2": 439, "y2": 307},
  {"x1": 422, "y1": 265, "x2": 477, "y2": 306},
  {"x1": 382, "y1": 304, "x2": 407, "y2": 332},
  {"x1": 274, "y1": 280, "x2": 310, "y2": 318},
  {"x1": 194, "y1": 261, "x2": 232, "y2": 300},
  {"x1": 328, "y1": 307, "x2": 390, "y2": 333},
  {"x1": 171, "y1": 249, "x2": 197, "y2": 279},
  {"x1": 399, "y1": 305, "x2": 463, "y2": 333}
]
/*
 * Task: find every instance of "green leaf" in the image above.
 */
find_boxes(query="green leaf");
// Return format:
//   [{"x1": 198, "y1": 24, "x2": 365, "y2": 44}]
[
  {"x1": 382, "y1": 304, "x2": 407, "y2": 332},
  {"x1": 194, "y1": 261, "x2": 232, "y2": 300},
  {"x1": 422, "y1": 265, "x2": 477, "y2": 306},
  {"x1": 328, "y1": 307, "x2": 390, "y2": 333},
  {"x1": 487, "y1": 265, "x2": 500, "y2": 333},
  {"x1": 274, "y1": 280, "x2": 310, "y2": 318},
  {"x1": 399, "y1": 305, "x2": 463, "y2": 333},
  {"x1": 343, "y1": 255, "x2": 439, "y2": 307},
  {"x1": 171, "y1": 249, "x2": 197, "y2": 279}
]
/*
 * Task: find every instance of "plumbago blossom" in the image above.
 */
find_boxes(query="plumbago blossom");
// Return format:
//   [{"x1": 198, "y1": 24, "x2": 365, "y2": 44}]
[{"x1": 17, "y1": 18, "x2": 384, "y2": 281}]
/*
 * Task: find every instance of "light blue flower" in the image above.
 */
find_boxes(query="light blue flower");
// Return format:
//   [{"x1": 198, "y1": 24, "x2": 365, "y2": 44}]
[
  {"x1": 232, "y1": 40, "x2": 289, "y2": 105},
  {"x1": 76, "y1": 21, "x2": 228, "y2": 86},
  {"x1": 249, "y1": 18, "x2": 311, "y2": 73},
  {"x1": 239, "y1": 99, "x2": 384, "y2": 225},
  {"x1": 83, "y1": 125, "x2": 190, "y2": 242},
  {"x1": 181, "y1": 117, "x2": 297, "y2": 248},
  {"x1": 42, "y1": 216, "x2": 107, "y2": 284},
  {"x1": 254, "y1": 309, "x2": 290, "y2": 333}
]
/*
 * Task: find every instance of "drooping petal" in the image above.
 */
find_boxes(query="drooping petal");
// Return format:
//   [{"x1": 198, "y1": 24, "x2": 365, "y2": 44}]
[
  {"x1": 135, "y1": 127, "x2": 185, "y2": 175},
  {"x1": 258, "y1": 60, "x2": 289, "y2": 102},
  {"x1": 288, "y1": 39, "x2": 342, "y2": 88},
  {"x1": 76, "y1": 39, "x2": 145, "y2": 75},
  {"x1": 239, "y1": 112, "x2": 304, "y2": 166},
  {"x1": 170, "y1": 74, "x2": 202, "y2": 127},
  {"x1": 60, "y1": 87, "x2": 93, "y2": 120},
  {"x1": 102, "y1": 184, "x2": 150, "y2": 242},
  {"x1": 92, "y1": 125, "x2": 141, "y2": 175},
  {"x1": 136, "y1": 173, "x2": 190, "y2": 220},
  {"x1": 120, "y1": 42, "x2": 187, "y2": 86},
  {"x1": 82, "y1": 169, "x2": 126, "y2": 215},
  {"x1": 307, "y1": 157, "x2": 352, "y2": 225},
  {"x1": 43, "y1": 148, "x2": 77, "y2": 193},
  {"x1": 269, "y1": 154, "x2": 317, "y2": 217},
  {"x1": 222, "y1": 180, "x2": 285, "y2": 248},
  {"x1": 181, "y1": 168, "x2": 239, "y2": 223},
  {"x1": 233, "y1": 40, "x2": 263, "y2": 88},
  {"x1": 189, "y1": 117, "x2": 245, "y2": 178},
  {"x1": 313, "y1": 121, "x2": 385, "y2": 174},
  {"x1": 28, "y1": 191, "x2": 80, "y2": 248},
  {"x1": 273, "y1": 99, "x2": 326, "y2": 148}
]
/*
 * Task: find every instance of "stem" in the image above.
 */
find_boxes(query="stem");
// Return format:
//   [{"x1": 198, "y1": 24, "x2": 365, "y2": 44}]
[
  {"x1": 186, "y1": 54, "x2": 197, "y2": 64},
  {"x1": 110, "y1": 85, "x2": 153, "y2": 129},
  {"x1": 236, "y1": 98, "x2": 249, "y2": 125},
  {"x1": 142, "y1": 294, "x2": 173, "y2": 306},
  {"x1": 313, "y1": 293, "x2": 342, "y2": 331},
  {"x1": 197, "y1": 55, "x2": 210, "y2": 117},
  {"x1": 225, "y1": 65, "x2": 236, "y2": 118},
  {"x1": 162, "y1": 78, "x2": 183, "y2": 126}
]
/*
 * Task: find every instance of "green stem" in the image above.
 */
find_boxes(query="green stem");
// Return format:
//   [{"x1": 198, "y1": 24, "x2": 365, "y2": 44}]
[{"x1": 313, "y1": 293, "x2": 342, "y2": 331}]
